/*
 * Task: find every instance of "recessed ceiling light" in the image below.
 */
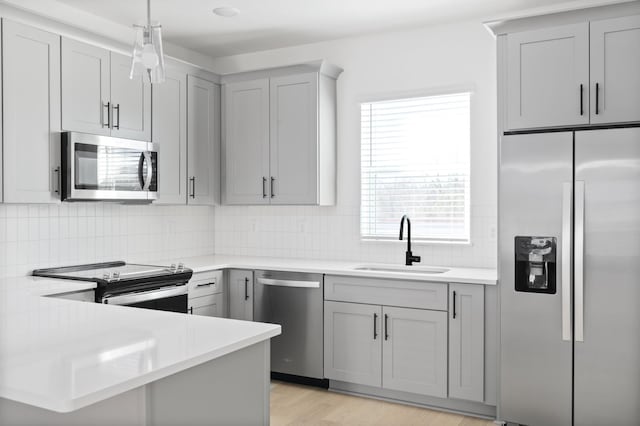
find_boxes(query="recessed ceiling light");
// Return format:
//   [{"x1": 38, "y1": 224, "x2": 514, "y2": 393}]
[{"x1": 213, "y1": 7, "x2": 240, "y2": 17}]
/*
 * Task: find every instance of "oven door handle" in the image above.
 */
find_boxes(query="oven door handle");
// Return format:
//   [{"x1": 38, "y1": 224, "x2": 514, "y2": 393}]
[
  {"x1": 102, "y1": 285, "x2": 187, "y2": 306},
  {"x1": 256, "y1": 277, "x2": 320, "y2": 289}
]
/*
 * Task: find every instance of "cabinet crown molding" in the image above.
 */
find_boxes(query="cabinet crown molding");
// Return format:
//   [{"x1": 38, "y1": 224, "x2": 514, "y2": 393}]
[
  {"x1": 220, "y1": 60, "x2": 343, "y2": 84},
  {"x1": 484, "y1": 0, "x2": 640, "y2": 36}
]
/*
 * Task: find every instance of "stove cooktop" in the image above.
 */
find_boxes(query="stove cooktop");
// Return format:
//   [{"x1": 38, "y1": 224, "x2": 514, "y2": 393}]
[{"x1": 33, "y1": 261, "x2": 192, "y2": 286}]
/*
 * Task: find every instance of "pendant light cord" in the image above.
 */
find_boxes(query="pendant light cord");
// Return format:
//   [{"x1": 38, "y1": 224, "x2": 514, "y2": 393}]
[{"x1": 147, "y1": 0, "x2": 151, "y2": 29}]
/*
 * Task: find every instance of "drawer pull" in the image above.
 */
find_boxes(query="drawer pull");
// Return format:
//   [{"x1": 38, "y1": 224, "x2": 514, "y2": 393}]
[{"x1": 196, "y1": 282, "x2": 214, "y2": 288}]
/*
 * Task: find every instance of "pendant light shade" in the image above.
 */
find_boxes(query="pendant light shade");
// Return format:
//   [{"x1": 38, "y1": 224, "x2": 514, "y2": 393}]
[{"x1": 130, "y1": 0, "x2": 165, "y2": 84}]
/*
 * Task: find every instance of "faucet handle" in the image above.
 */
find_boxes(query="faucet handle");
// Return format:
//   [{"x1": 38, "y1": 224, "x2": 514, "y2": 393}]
[{"x1": 405, "y1": 251, "x2": 421, "y2": 266}]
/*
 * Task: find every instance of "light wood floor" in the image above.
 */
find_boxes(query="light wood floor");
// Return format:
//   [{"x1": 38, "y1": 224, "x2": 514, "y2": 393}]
[{"x1": 271, "y1": 381, "x2": 494, "y2": 426}]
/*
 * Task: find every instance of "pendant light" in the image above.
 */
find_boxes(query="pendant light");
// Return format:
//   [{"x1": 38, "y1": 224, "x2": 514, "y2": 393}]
[{"x1": 130, "y1": 0, "x2": 165, "y2": 84}]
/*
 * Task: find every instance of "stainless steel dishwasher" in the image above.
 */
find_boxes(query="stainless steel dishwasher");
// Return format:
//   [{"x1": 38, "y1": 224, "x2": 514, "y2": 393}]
[{"x1": 254, "y1": 270, "x2": 324, "y2": 380}]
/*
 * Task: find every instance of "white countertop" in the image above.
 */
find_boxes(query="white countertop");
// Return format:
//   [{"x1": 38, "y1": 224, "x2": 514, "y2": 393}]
[
  {"x1": 159, "y1": 255, "x2": 497, "y2": 285},
  {"x1": 0, "y1": 254, "x2": 493, "y2": 413},
  {"x1": 0, "y1": 275, "x2": 280, "y2": 413}
]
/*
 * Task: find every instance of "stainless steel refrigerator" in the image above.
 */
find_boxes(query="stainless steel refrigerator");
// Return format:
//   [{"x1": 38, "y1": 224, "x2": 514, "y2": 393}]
[{"x1": 498, "y1": 127, "x2": 640, "y2": 426}]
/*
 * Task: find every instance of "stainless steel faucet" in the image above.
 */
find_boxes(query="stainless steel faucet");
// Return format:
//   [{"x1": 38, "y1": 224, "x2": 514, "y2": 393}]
[{"x1": 399, "y1": 215, "x2": 421, "y2": 266}]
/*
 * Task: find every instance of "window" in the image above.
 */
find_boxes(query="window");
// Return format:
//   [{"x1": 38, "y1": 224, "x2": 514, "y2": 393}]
[{"x1": 360, "y1": 92, "x2": 471, "y2": 242}]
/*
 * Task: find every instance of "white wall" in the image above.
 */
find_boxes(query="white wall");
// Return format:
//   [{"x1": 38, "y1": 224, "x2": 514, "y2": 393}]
[
  {"x1": 0, "y1": 204, "x2": 215, "y2": 278},
  {"x1": 213, "y1": 20, "x2": 498, "y2": 268}
]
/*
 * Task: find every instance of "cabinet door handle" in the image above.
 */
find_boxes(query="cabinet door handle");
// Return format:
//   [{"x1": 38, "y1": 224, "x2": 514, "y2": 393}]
[
  {"x1": 452, "y1": 290, "x2": 457, "y2": 319},
  {"x1": 190, "y1": 177, "x2": 196, "y2": 199},
  {"x1": 113, "y1": 104, "x2": 120, "y2": 129},
  {"x1": 102, "y1": 101, "x2": 110, "y2": 128},
  {"x1": 384, "y1": 314, "x2": 389, "y2": 340},
  {"x1": 262, "y1": 177, "x2": 267, "y2": 198},
  {"x1": 270, "y1": 177, "x2": 275, "y2": 198},
  {"x1": 189, "y1": 306, "x2": 193, "y2": 314},
  {"x1": 373, "y1": 313, "x2": 378, "y2": 340},
  {"x1": 244, "y1": 277, "x2": 249, "y2": 300},
  {"x1": 53, "y1": 167, "x2": 61, "y2": 194},
  {"x1": 579, "y1": 84, "x2": 584, "y2": 116},
  {"x1": 595, "y1": 82, "x2": 600, "y2": 115}
]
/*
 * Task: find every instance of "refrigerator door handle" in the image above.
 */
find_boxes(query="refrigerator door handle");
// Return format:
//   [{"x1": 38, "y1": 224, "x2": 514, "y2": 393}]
[
  {"x1": 575, "y1": 180, "x2": 585, "y2": 342},
  {"x1": 562, "y1": 182, "x2": 573, "y2": 342}
]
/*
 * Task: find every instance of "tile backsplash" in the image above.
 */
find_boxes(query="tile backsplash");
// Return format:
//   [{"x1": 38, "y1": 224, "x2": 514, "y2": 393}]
[
  {"x1": 214, "y1": 201, "x2": 496, "y2": 269},
  {"x1": 0, "y1": 203, "x2": 215, "y2": 278}
]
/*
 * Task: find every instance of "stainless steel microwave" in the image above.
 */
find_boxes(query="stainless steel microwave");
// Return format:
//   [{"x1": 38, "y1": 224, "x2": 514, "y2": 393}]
[{"x1": 61, "y1": 132, "x2": 158, "y2": 202}]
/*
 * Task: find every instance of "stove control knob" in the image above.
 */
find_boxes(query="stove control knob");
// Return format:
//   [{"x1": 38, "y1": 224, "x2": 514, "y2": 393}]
[
  {"x1": 170, "y1": 263, "x2": 177, "y2": 272},
  {"x1": 112, "y1": 271, "x2": 120, "y2": 280},
  {"x1": 103, "y1": 273, "x2": 112, "y2": 281},
  {"x1": 178, "y1": 263, "x2": 184, "y2": 272}
]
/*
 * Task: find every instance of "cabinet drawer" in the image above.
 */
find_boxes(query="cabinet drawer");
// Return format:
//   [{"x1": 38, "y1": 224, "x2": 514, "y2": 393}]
[
  {"x1": 188, "y1": 270, "x2": 223, "y2": 298},
  {"x1": 324, "y1": 275, "x2": 448, "y2": 311}
]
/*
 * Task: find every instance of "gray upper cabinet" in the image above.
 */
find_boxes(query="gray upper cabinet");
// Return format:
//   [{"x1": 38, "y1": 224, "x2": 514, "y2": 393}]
[
  {"x1": 109, "y1": 52, "x2": 151, "y2": 141},
  {"x1": 223, "y1": 78, "x2": 270, "y2": 205},
  {"x1": 324, "y1": 301, "x2": 383, "y2": 387},
  {"x1": 382, "y1": 306, "x2": 448, "y2": 398},
  {"x1": 2, "y1": 20, "x2": 61, "y2": 203},
  {"x1": 228, "y1": 269, "x2": 254, "y2": 321},
  {"x1": 222, "y1": 63, "x2": 341, "y2": 206},
  {"x1": 153, "y1": 67, "x2": 188, "y2": 204},
  {"x1": 61, "y1": 38, "x2": 151, "y2": 141},
  {"x1": 590, "y1": 15, "x2": 640, "y2": 125},
  {"x1": 505, "y1": 14, "x2": 640, "y2": 130},
  {"x1": 506, "y1": 23, "x2": 589, "y2": 130},
  {"x1": 269, "y1": 73, "x2": 319, "y2": 205},
  {"x1": 61, "y1": 38, "x2": 110, "y2": 136},
  {"x1": 187, "y1": 75, "x2": 220, "y2": 205},
  {"x1": 448, "y1": 283, "x2": 485, "y2": 402}
]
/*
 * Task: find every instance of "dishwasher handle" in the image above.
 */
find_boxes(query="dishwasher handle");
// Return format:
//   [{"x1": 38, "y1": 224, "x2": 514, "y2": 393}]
[{"x1": 257, "y1": 277, "x2": 320, "y2": 289}]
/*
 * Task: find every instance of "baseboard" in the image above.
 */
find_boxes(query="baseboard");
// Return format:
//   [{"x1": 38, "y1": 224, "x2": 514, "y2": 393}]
[
  {"x1": 329, "y1": 380, "x2": 496, "y2": 420},
  {"x1": 271, "y1": 372, "x2": 329, "y2": 389}
]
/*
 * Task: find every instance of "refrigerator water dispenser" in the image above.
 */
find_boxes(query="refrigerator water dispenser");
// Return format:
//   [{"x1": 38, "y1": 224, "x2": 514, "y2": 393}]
[{"x1": 514, "y1": 236, "x2": 556, "y2": 294}]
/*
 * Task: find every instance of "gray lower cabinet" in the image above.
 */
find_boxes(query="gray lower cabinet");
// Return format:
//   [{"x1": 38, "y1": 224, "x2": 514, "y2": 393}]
[
  {"x1": 448, "y1": 283, "x2": 485, "y2": 402},
  {"x1": 324, "y1": 300, "x2": 448, "y2": 398},
  {"x1": 324, "y1": 301, "x2": 382, "y2": 387},
  {"x1": 382, "y1": 306, "x2": 447, "y2": 397},
  {"x1": 228, "y1": 269, "x2": 254, "y2": 321},
  {"x1": 190, "y1": 293, "x2": 224, "y2": 317}
]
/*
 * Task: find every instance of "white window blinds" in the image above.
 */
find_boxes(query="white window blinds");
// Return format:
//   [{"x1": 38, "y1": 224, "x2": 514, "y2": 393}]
[{"x1": 360, "y1": 92, "x2": 471, "y2": 242}]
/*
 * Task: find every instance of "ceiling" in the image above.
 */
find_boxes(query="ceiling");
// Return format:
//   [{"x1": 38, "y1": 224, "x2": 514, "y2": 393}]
[{"x1": 8, "y1": 0, "x2": 625, "y2": 57}]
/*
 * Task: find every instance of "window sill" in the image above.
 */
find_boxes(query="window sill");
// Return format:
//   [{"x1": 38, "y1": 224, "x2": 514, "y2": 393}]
[{"x1": 361, "y1": 238, "x2": 472, "y2": 246}]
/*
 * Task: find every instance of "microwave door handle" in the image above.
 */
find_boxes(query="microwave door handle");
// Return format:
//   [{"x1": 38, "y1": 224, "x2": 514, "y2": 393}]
[
  {"x1": 137, "y1": 152, "x2": 145, "y2": 190},
  {"x1": 143, "y1": 151, "x2": 153, "y2": 191}
]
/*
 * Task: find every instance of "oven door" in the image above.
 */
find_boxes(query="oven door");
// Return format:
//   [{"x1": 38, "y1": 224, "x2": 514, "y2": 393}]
[
  {"x1": 62, "y1": 132, "x2": 158, "y2": 201},
  {"x1": 102, "y1": 285, "x2": 187, "y2": 313}
]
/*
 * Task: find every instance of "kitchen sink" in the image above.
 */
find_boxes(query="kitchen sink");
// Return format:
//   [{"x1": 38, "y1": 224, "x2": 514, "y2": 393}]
[{"x1": 353, "y1": 265, "x2": 449, "y2": 274}]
